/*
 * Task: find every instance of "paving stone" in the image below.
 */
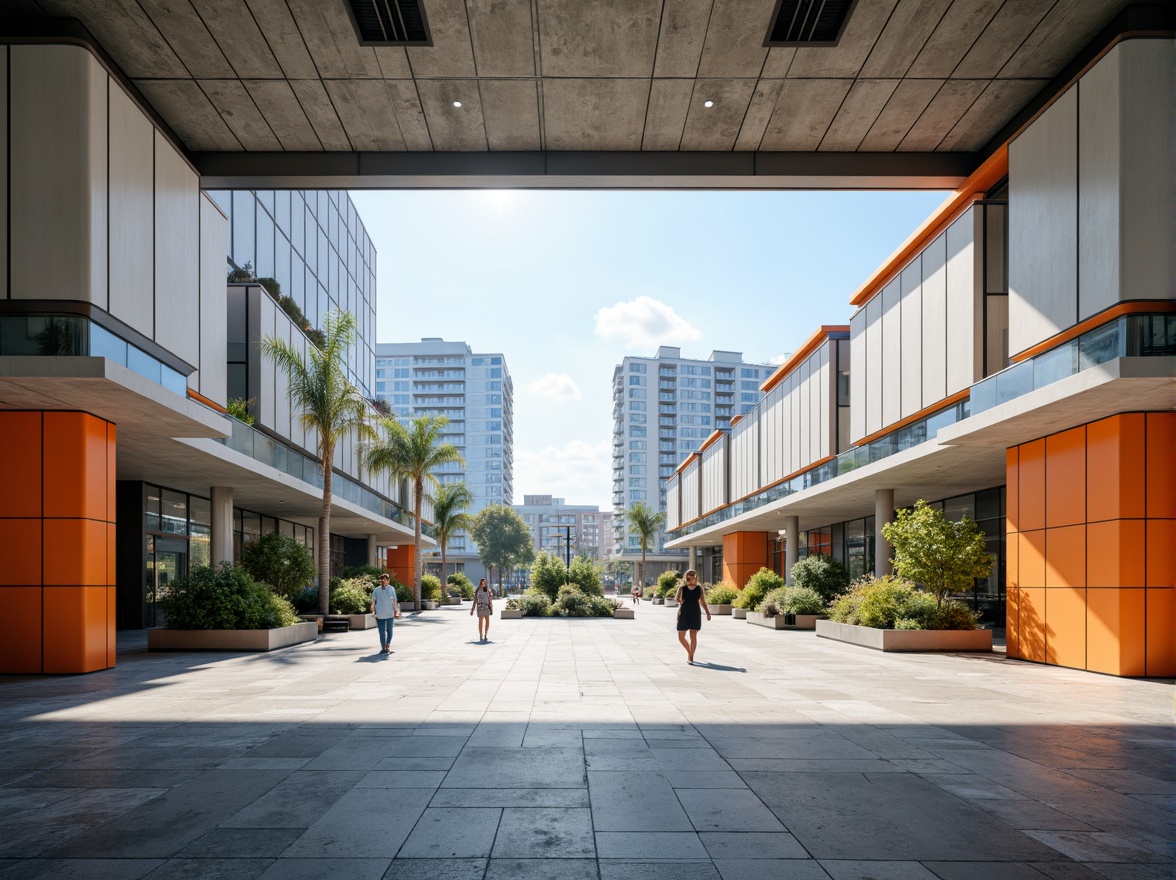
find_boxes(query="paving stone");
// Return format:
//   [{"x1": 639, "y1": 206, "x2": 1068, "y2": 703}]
[
  {"x1": 175, "y1": 828, "x2": 302, "y2": 858},
  {"x1": 819, "y1": 859, "x2": 942, "y2": 879},
  {"x1": 397, "y1": 807, "x2": 501, "y2": 858},
  {"x1": 492, "y1": 808, "x2": 596, "y2": 858},
  {"x1": 445, "y1": 747, "x2": 586, "y2": 789},
  {"x1": 594, "y1": 832, "x2": 707, "y2": 859},
  {"x1": 134, "y1": 858, "x2": 273, "y2": 879},
  {"x1": 587, "y1": 771, "x2": 691, "y2": 831},
  {"x1": 219, "y1": 770, "x2": 365, "y2": 829},
  {"x1": 0, "y1": 858, "x2": 165, "y2": 879},
  {"x1": 484, "y1": 858, "x2": 599, "y2": 879},
  {"x1": 699, "y1": 832, "x2": 807, "y2": 860},
  {"x1": 283, "y1": 788, "x2": 432, "y2": 858},
  {"x1": 713, "y1": 860, "x2": 832, "y2": 880},
  {"x1": 922, "y1": 863, "x2": 1080, "y2": 880},
  {"x1": 355, "y1": 771, "x2": 447, "y2": 788},
  {"x1": 1023, "y1": 831, "x2": 1165, "y2": 864},
  {"x1": 676, "y1": 788, "x2": 785, "y2": 832},
  {"x1": 430, "y1": 789, "x2": 591, "y2": 809},
  {"x1": 598, "y1": 860, "x2": 720, "y2": 880},
  {"x1": 384, "y1": 858, "x2": 488, "y2": 879},
  {"x1": 254, "y1": 858, "x2": 389, "y2": 879}
]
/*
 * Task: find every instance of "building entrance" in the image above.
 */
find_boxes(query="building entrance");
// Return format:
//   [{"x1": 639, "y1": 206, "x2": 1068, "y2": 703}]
[{"x1": 146, "y1": 537, "x2": 187, "y2": 629}]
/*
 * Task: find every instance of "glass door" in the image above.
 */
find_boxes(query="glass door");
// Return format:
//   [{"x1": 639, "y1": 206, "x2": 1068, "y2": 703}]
[{"x1": 147, "y1": 537, "x2": 188, "y2": 627}]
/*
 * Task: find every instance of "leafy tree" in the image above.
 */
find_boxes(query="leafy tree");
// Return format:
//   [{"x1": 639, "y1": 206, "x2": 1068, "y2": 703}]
[
  {"x1": 882, "y1": 499, "x2": 995, "y2": 608},
  {"x1": 364, "y1": 414, "x2": 463, "y2": 607},
  {"x1": 239, "y1": 531, "x2": 315, "y2": 599},
  {"x1": 791, "y1": 553, "x2": 851, "y2": 604},
  {"x1": 530, "y1": 550, "x2": 567, "y2": 601},
  {"x1": 470, "y1": 505, "x2": 535, "y2": 596},
  {"x1": 260, "y1": 310, "x2": 374, "y2": 616},
  {"x1": 624, "y1": 501, "x2": 665, "y2": 588},
  {"x1": 567, "y1": 555, "x2": 603, "y2": 597},
  {"x1": 432, "y1": 482, "x2": 474, "y2": 583}
]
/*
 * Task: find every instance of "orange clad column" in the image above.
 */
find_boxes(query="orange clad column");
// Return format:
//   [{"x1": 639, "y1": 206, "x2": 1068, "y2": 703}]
[
  {"x1": 722, "y1": 531, "x2": 769, "y2": 589},
  {"x1": 386, "y1": 545, "x2": 416, "y2": 588},
  {"x1": 0, "y1": 412, "x2": 117, "y2": 674},
  {"x1": 1006, "y1": 413, "x2": 1175, "y2": 677}
]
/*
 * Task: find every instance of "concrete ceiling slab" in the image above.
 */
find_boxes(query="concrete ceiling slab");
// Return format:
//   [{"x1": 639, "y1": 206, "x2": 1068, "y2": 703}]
[
  {"x1": 680, "y1": 79, "x2": 757, "y2": 151},
  {"x1": 244, "y1": 79, "x2": 324, "y2": 152}
]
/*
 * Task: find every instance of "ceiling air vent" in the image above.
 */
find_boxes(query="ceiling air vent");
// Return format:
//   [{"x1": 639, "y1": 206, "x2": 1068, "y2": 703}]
[
  {"x1": 345, "y1": 0, "x2": 432, "y2": 46},
  {"x1": 765, "y1": 0, "x2": 859, "y2": 47}
]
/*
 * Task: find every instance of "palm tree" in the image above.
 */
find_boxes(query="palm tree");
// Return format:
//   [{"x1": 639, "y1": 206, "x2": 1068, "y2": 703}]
[
  {"x1": 260, "y1": 311, "x2": 374, "y2": 616},
  {"x1": 625, "y1": 501, "x2": 666, "y2": 591},
  {"x1": 365, "y1": 414, "x2": 463, "y2": 606},
  {"x1": 432, "y1": 482, "x2": 474, "y2": 584}
]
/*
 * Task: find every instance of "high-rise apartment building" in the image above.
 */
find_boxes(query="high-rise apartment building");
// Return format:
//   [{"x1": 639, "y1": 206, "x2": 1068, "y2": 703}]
[
  {"x1": 612, "y1": 347, "x2": 773, "y2": 575},
  {"x1": 375, "y1": 339, "x2": 513, "y2": 583},
  {"x1": 514, "y1": 495, "x2": 606, "y2": 563}
]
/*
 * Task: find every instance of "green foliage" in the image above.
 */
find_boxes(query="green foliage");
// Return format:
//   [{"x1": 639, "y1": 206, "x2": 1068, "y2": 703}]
[
  {"x1": 551, "y1": 584, "x2": 593, "y2": 617},
  {"x1": 291, "y1": 586, "x2": 318, "y2": 614},
  {"x1": 828, "y1": 574, "x2": 980, "y2": 630},
  {"x1": 791, "y1": 554, "x2": 851, "y2": 604},
  {"x1": 420, "y1": 574, "x2": 442, "y2": 602},
  {"x1": 656, "y1": 570, "x2": 681, "y2": 596},
  {"x1": 705, "y1": 583, "x2": 740, "y2": 605},
  {"x1": 530, "y1": 551, "x2": 568, "y2": 602},
  {"x1": 625, "y1": 501, "x2": 666, "y2": 586},
  {"x1": 519, "y1": 591, "x2": 551, "y2": 617},
  {"x1": 883, "y1": 499, "x2": 995, "y2": 608},
  {"x1": 469, "y1": 504, "x2": 535, "y2": 593},
  {"x1": 225, "y1": 397, "x2": 255, "y2": 425},
  {"x1": 227, "y1": 261, "x2": 254, "y2": 282},
  {"x1": 239, "y1": 532, "x2": 315, "y2": 600},
  {"x1": 734, "y1": 568, "x2": 784, "y2": 610},
  {"x1": 567, "y1": 555, "x2": 604, "y2": 597},
  {"x1": 763, "y1": 585, "x2": 827, "y2": 616},
  {"x1": 446, "y1": 571, "x2": 475, "y2": 598},
  {"x1": 588, "y1": 596, "x2": 618, "y2": 617},
  {"x1": 504, "y1": 597, "x2": 521, "y2": 610},
  {"x1": 330, "y1": 577, "x2": 373, "y2": 615},
  {"x1": 160, "y1": 564, "x2": 299, "y2": 630},
  {"x1": 341, "y1": 564, "x2": 386, "y2": 581},
  {"x1": 394, "y1": 582, "x2": 414, "y2": 603}
]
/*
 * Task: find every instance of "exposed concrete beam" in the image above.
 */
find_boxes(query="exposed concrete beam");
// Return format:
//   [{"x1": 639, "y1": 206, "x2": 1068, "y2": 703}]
[{"x1": 194, "y1": 150, "x2": 976, "y2": 191}]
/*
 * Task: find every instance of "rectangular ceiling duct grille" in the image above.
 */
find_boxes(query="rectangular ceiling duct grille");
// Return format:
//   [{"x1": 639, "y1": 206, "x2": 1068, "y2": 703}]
[
  {"x1": 346, "y1": 0, "x2": 432, "y2": 46},
  {"x1": 765, "y1": 0, "x2": 859, "y2": 46}
]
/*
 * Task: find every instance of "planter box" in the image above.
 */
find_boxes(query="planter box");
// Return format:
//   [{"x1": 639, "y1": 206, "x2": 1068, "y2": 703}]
[
  {"x1": 298, "y1": 614, "x2": 324, "y2": 632},
  {"x1": 664, "y1": 599, "x2": 678, "y2": 608},
  {"x1": 786, "y1": 614, "x2": 825, "y2": 630},
  {"x1": 500, "y1": 608, "x2": 523, "y2": 619},
  {"x1": 441, "y1": 597, "x2": 462, "y2": 606},
  {"x1": 732, "y1": 608, "x2": 747, "y2": 619},
  {"x1": 651, "y1": 598, "x2": 664, "y2": 605},
  {"x1": 816, "y1": 620, "x2": 993, "y2": 653},
  {"x1": 746, "y1": 611, "x2": 788, "y2": 629},
  {"x1": 613, "y1": 608, "x2": 635, "y2": 619},
  {"x1": 346, "y1": 613, "x2": 376, "y2": 631},
  {"x1": 709, "y1": 604, "x2": 732, "y2": 616},
  {"x1": 399, "y1": 601, "x2": 416, "y2": 612},
  {"x1": 421, "y1": 601, "x2": 439, "y2": 610},
  {"x1": 148, "y1": 622, "x2": 317, "y2": 652}
]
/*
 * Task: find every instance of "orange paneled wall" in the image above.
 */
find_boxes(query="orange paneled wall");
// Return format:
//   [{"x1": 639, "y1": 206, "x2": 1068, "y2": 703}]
[
  {"x1": 722, "y1": 531, "x2": 769, "y2": 589},
  {"x1": 1006, "y1": 413, "x2": 1174, "y2": 677},
  {"x1": 387, "y1": 544, "x2": 415, "y2": 588},
  {"x1": 0, "y1": 412, "x2": 117, "y2": 674}
]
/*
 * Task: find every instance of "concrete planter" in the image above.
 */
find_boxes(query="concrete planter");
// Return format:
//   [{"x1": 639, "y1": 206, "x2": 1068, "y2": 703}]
[
  {"x1": 746, "y1": 611, "x2": 788, "y2": 629},
  {"x1": 709, "y1": 604, "x2": 733, "y2": 616},
  {"x1": 816, "y1": 620, "x2": 993, "y2": 653},
  {"x1": 421, "y1": 601, "x2": 439, "y2": 610},
  {"x1": 613, "y1": 608, "x2": 635, "y2": 619},
  {"x1": 664, "y1": 598, "x2": 678, "y2": 608},
  {"x1": 298, "y1": 614, "x2": 324, "y2": 632},
  {"x1": 148, "y1": 622, "x2": 317, "y2": 652},
  {"x1": 441, "y1": 597, "x2": 462, "y2": 606},
  {"x1": 346, "y1": 613, "x2": 376, "y2": 631},
  {"x1": 399, "y1": 601, "x2": 416, "y2": 612},
  {"x1": 500, "y1": 609, "x2": 523, "y2": 619},
  {"x1": 786, "y1": 614, "x2": 825, "y2": 630},
  {"x1": 732, "y1": 608, "x2": 747, "y2": 619}
]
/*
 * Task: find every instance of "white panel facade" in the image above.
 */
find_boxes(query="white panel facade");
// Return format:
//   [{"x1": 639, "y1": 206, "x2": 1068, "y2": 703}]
[
  {"x1": 900, "y1": 260, "x2": 923, "y2": 418},
  {"x1": 680, "y1": 460, "x2": 699, "y2": 523},
  {"x1": 864, "y1": 295, "x2": 883, "y2": 436},
  {"x1": 108, "y1": 87, "x2": 154, "y2": 335},
  {"x1": 849, "y1": 309, "x2": 866, "y2": 442},
  {"x1": 10, "y1": 45, "x2": 107, "y2": 304},
  {"x1": 665, "y1": 478, "x2": 680, "y2": 530},
  {"x1": 798, "y1": 362, "x2": 810, "y2": 469},
  {"x1": 701, "y1": 439, "x2": 726, "y2": 514},
  {"x1": 921, "y1": 232, "x2": 948, "y2": 404},
  {"x1": 730, "y1": 410, "x2": 759, "y2": 501},
  {"x1": 881, "y1": 281, "x2": 902, "y2": 429},
  {"x1": 818, "y1": 346, "x2": 831, "y2": 460},
  {"x1": 154, "y1": 131, "x2": 200, "y2": 365},
  {"x1": 196, "y1": 197, "x2": 228, "y2": 404},
  {"x1": 1009, "y1": 87, "x2": 1079, "y2": 355},
  {"x1": 786, "y1": 373, "x2": 798, "y2": 474},
  {"x1": 760, "y1": 384, "x2": 783, "y2": 485},
  {"x1": 945, "y1": 211, "x2": 977, "y2": 395}
]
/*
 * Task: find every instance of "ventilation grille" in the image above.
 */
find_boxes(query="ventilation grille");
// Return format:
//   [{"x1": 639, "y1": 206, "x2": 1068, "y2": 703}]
[
  {"x1": 765, "y1": 0, "x2": 858, "y2": 46},
  {"x1": 346, "y1": 0, "x2": 431, "y2": 46}
]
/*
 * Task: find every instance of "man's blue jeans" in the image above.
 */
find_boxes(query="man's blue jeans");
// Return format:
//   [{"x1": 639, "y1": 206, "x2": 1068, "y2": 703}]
[{"x1": 376, "y1": 616, "x2": 394, "y2": 647}]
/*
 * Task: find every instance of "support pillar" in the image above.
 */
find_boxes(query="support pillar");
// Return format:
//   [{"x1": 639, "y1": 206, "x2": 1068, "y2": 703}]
[
  {"x1": 210, "y1": 486, "x2": 234, "y2": 567},
  {"x1": 367, "y1": 533, "x2": 378, "y2": 568},
  {"x1": 688, "y1": 545, "x2": 697, "y2": 572},
  {"x1": 0, "y1": 412, "x2": 116, "y2": 674},
  {"x1": 875, "y1": 489, "x2": 895, "y2": 577},
  {"x1": 387, "y1": 545, "x2": 415, "y2": 587},
  {"x1": 784, "y1": 516, "x2": 800, "y2": 585}
]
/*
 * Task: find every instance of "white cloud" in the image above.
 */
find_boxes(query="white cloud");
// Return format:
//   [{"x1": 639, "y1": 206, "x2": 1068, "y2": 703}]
[
  {"x1": 529, "y1": 372, "x2": 582, "y2": 401},
  {"x1": 514, "y1": 439, "x2": 612, "y2": 508},
  {"x1": 594, "y1": 296, "x2": 702, "y2": 350},
  {"x1": 768, "y1": 352, "x2": 792, "y2": 366}
]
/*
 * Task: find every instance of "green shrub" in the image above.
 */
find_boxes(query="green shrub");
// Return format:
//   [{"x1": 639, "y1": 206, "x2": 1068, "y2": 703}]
[
  {"x1": 791, "y1": 554, "x2": 851, "y2": 604},
  {"x1": 239, "y1": 532, "x2": 315, "y2": 599},
  {"x1": 330, "y1": 577, "x2": 373, "y2": 615},
  {"x1": 829, "y1": 575, "x2": 979, "y2": 630},
  {"x1": 341, "y1": 564, "x2": 387, "y2": 582},
  {"x1": 519, "y1": 591, "x2": 551, "y2": 617},
  {"x1": 421, "y1": 575, "x2": 442, "y2": 602},
  {"x1": 394, "y1": 581, "x2": 413, "y2": 603},
  {"x1": 705, "y1": 583, "x2": 739, "y2": 605},
  {"x1": 929, "y1": 601, "x2": 982, "y2": 631},
  {"x1": 587, "y1": 596, "x2": 617, "y2": 617},
  {"x1": 290, "y1": 586, "x2": 318, "y2": 614},
  {"x1": 160, "y1": 564, "x2": 299, "y2": 630},
  {"x1": 446, "y1": 572, "x2": 475, "y2": 598},
  {"x1": 568, "y1": 556, "x2": 604, "y2": 596},
  {"x1": 552, "y1": 584, "x2": 593, "y2": 617},
  {"x1": 656, "y1": 570, "x2": 681, "y2": 597},
  {"x1": 226, "y1": 397, "x2": 255, "y2": 425},
  {"x1": 763, "y1": 585, "x2": 827, "y2": 616},
  {"x1": 530, "y1": 551, "x2": 567, "y2": 601},
  {"x1": 734, "y1": 568, "x2": 784, "y2": 611},
  {"x1": 504, "y1": 598, "x2": 521, "y2": 610}
]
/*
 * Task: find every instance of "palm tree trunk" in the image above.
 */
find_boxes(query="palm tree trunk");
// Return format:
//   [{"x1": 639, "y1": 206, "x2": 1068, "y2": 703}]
[
  {"x1": 319, "y1": 446, "x2": 334, "y2": 616},
  {"x1": 413, "y1": 477, "x2": 424, "y2": 607},
  {"x1": 639, "y1": 546, "x2": 647, "y2": 594}
]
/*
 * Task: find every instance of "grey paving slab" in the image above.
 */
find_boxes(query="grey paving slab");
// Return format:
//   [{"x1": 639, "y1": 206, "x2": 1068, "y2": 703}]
[
  {"x1": 699, "y1": 832, "x2": 807, "y2": 860},
  {"x1": 137, "y1": 858, "x2": 273, "y2": 879},
  {"x1": 176, "y1": 828, "x2": 302, "y2": 858},
  {"x1": 255, "y1": 858, "x2": 389, "y2": 879},
  {"x1": 598, "y1": 860, "x2": 719, "y2": 880},
  {"x1": 713, "y1": 860, "x2": 832, "y2": 880},
  {"x1": 445, "y1": 747, "x2": 586, "y2": 789},
  {"x1": 430, "y1": 788, "x2": 591, "y2": 809},
  {"x1": 219, "y1": 770, "x2": 365, "y2": 829},
  {"x1": 384, "y1": 859, "x2": 488, "y2": 880},
  {"x1": 0, "y1": 858, "x2": 165, "y2": 879},
  {"x1": 922, "y1": 863, "x2": 1086, "y2": 880},
  {"x1": 676, "y1": 788, "x2": 786, "y2": 832},
  {"x1": 588, "y1": 771, "x2": 691, "y2": 831},
  {"x1": 594, "y1": 832, "x2": 708, "y2": 859},
  {"x1": 485, "y1": 859, "x2": 599, "y2": 880},
  {"x1": 398, "y1": 807, "x2": 501, "y2": 858},
  {"x1": 1023, "y1": 831, "x2": 1165, "y2": 864},
  {"x1": 372, "y1": 756, "x2": 455, "y2": 771},
  {"x1": 283, "y1": 788, "x2": 432, "y2": 858},
  {"x1": 356, "y1": 771, "x2": 447, "y2": 788},
  {"x1": 492, "y1": 807, "x2": 596, "y2": 858},
  {"x1": 820, "y1": 860, "x2": 942, "y2": 879}
]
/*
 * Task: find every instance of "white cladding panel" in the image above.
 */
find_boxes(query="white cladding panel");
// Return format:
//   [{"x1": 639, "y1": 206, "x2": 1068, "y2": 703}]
[
  {"x1": 864, "y1": 295, "x2": 883, "y2": 436},
  {"x1": 154, "y1": 131, "x2": 200, "y2": 366},
  {"x1": 945, "y1": 210, "x2": 977, "y2": 395},
  {"x1": 921, "y1": 232, "x2": 948, "y2": 403},
  {"x1": 108, "y1": 87, "x2": 154, "y2": 336},
  {"x1": 881, "y1": 281, "x2": 901, "y2": 429},
  {"x1": 730, "y1": 409, "x2": 759, "y2": 500},
  {"x1": 787, "y1": 373, "x2": 799, "y2": 474},
  {"x1": 680, "y1": 459, "x2": 699, "y2": 523},
  {"x1": 900, "y1": 260, "x2": 923, "y2": 417},
  {"x1": 818, "y1": 345, "x2": 830, "y2": 460},
  {"x1": 761, "y1": 384, "x2": 785, "y2": 485},
  {"x1": 1009, "y1": 87, "x2": 1078, "y2": 355},
  {"x1": 10, "y1": 45, "x2": 107, "y2": 304},
  {"x1": 701, "y1": 438, "x2": 726, "y2": 514},
  {"x1": 849, "y1": 309, "x2": 866, "y2": 442},
  {"x1": 666, "y1": 478, "x2": 680, "y2": 530},
  {"x1": 196, "y1": 197, "x2": 228, "y2": 404}
]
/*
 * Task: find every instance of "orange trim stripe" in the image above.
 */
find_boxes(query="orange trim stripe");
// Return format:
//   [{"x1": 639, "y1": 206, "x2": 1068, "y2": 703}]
[
  {"x1": 849, "y1": 146, "x2": 1009, "y2": 310},
  {"x1": 674, "y1": 451, "x2": 701, "y2": 475},
  {"x1": 187, "y1": 388, "x2": 227, "y2": 414},
  {"x1": 760, "y1": 325, "x2": 850, "y2": 393},
  {"x1": 853, "y1": 389, "x2": 971, "y2": 448},
  {"x1": 699, "y1": 430, "x2": 726, "y2": 454},
  {"x1": 1010, "y1": 300, "x2": 1176, "y2": 363}
]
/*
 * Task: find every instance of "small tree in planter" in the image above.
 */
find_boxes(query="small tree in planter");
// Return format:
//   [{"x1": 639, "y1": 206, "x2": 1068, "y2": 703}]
[
  {"x1": 791, "y1": 554, "x2": 851, "y2": 604},
  {"x1": 883, "y1": 499, "x2": 994, "y2": 610},
  {"x1": 530, "y1": 551, "x2": 567, "y2": 602},
  {"x1": 568, "y1": 555, "x2": 604, "y2": 597},
  {"x1": 735, "y1": 568, "x2": 784, "y2": 612},
  {"x1": 239, "y1": 532, "x2": 315, "y2": 601},
  {"x1": 656, "y1": 570, "x2": 681, "y2": 599}
]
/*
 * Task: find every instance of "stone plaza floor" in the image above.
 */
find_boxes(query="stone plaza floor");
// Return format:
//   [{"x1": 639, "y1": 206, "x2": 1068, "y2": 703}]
[{"x1": 0, "y1": 602, "x2": 1171, "y2": 880}]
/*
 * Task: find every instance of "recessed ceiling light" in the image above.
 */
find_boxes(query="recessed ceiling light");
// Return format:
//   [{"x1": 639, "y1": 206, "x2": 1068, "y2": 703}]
[
  {"x1": 453, "y1": 101, "x2": 462, "y2": 108},
  {"x1": 704, "y1": 100, "x2": 714, "y2": 108}
]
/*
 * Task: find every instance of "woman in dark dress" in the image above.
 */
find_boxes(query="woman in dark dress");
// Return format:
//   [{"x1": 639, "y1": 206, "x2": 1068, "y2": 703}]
[{"x1": 674, "y1": 569, "x2": 710, "y2": 665}]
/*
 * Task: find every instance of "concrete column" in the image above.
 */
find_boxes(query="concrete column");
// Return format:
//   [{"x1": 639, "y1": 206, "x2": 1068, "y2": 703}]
[
  {"x1": 210, "y1": 486, "x2": 234, "y2": 566},
  {"x1": 688, "y1": 545, "x2": 697, "y2": 572},
  {"x1": 367, "y1": 533, "x2": 377, "y2": 568},
  {"x1": 875, "y1": 488, "x2": 895, "y2": 576},
  {"x1": 784, "y1": 515, "x2": 800, "y2": 585}
]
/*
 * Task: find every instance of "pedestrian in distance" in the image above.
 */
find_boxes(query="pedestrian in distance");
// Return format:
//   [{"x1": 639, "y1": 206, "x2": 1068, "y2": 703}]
[
  {"x1": 632, "y1": 583, "x2": 641, "y2": 605},
  {"x1": 675, "y1": 569, "x2": 710, "y2": 665},
  {"x1": 371, "y1": 573, "x2": 401, "y2": 654},
  {"x1": 471, "y1": 577, "x2": 493, "y2": 641}
]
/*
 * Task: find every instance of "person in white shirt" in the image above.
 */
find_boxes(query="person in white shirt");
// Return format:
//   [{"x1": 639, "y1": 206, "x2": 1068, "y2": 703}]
[{"x1": 371, "y1": 574, "x2": 401, "y2": 654}]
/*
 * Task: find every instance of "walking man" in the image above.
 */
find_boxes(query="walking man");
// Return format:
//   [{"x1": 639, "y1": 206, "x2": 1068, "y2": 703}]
[{"x1": 371, "y1": 573, "x2": 401, "y2": 654}]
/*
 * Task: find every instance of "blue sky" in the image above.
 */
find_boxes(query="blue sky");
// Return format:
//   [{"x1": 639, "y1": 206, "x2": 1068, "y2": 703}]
[{"x1": 350, "y1": 188, "x2": 948, "y2": 510}]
